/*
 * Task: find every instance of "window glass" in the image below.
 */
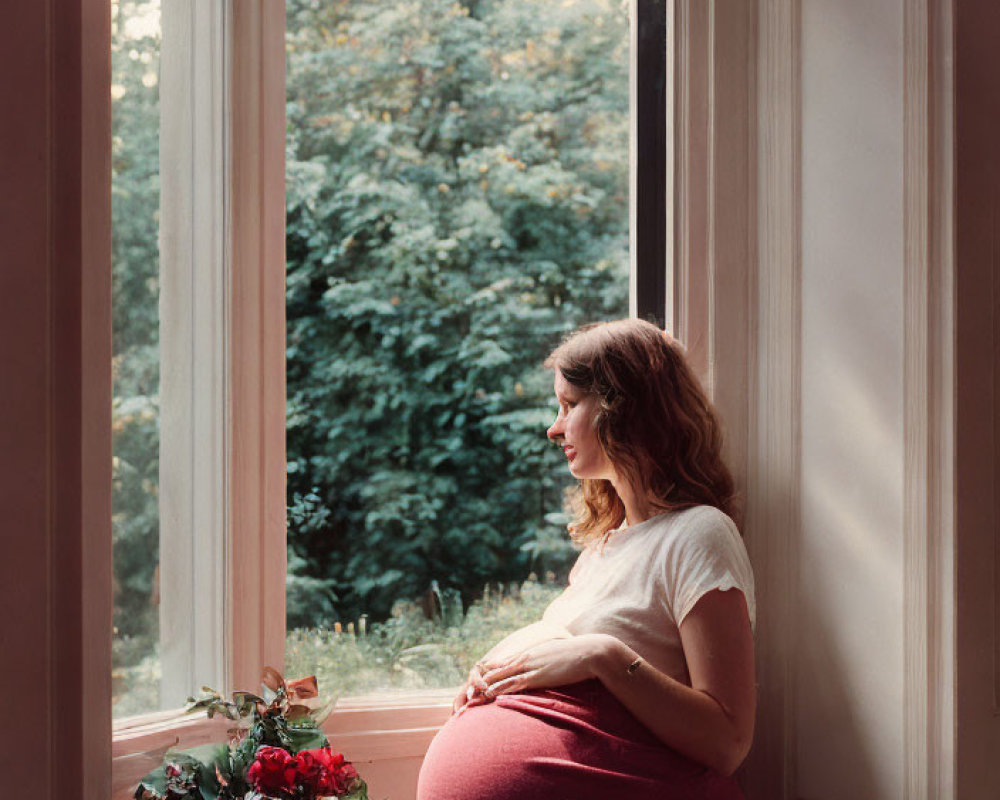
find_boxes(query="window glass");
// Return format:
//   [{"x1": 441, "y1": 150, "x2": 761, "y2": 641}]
[
  {"x1": 111, "y1": 0, "x2": 162, "y2": 718},
  {"x1": 284, "y1": 0, "x2": 630, "y2": 694}
]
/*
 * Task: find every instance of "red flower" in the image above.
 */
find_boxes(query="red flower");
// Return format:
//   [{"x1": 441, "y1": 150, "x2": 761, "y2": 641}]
[
  {"x1": 332, "y1": 762, "x2": 359, "y2": 796},
  {"x1": 312, "y1": 746, "x2": 358, "y2": 797},
  {"x1": 293, "y1": 749, "x2": 326, "y2": 794},
  {"x1": 247, "y1": 745, "x2": 297, "y2": 796}
]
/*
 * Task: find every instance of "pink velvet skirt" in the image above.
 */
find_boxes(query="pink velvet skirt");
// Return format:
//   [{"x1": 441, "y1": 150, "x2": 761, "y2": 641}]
[{"x1": 416, "y1": 680, "x2": 746, "y2": 800}]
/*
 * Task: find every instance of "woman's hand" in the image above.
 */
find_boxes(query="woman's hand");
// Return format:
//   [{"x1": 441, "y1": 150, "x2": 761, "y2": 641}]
[
  {"x1": 451, "y1": 662, "x2": 491, "y2": 715},
  {"x1": 479, "y1": 634, "x2": 617, "y2": 697}
]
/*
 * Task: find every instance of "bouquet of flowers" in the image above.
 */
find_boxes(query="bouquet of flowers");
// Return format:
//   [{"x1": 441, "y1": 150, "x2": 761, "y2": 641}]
[{"x1": 135, "y1": 668, "x2": 368, "y2": 800}]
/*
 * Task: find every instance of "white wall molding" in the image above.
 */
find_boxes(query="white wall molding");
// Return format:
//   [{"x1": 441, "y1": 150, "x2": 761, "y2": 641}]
[
  {"x1": 672, "y1": 0, "x2": 711, "y2": 382},
  {"x1": 672, "y1": 0, "x2": 753, "y2": 491},
  {"x1": 903, "y1": 0, "x2": 955, "y2": 796},
  {"x1": 902, "y1": 1, "x2": 930, "y2": 796},
  {"x1": 742, "y1": 1, "x2": 800, "y2": 798}
]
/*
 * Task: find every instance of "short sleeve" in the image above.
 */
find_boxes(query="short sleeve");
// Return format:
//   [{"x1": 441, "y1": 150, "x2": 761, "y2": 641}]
[{"x1": 665, "y1": 507, "x2": 756, "y2": 631}]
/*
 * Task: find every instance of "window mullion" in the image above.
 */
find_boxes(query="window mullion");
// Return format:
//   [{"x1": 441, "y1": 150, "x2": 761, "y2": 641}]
[
  {"x1": 158, "y1": 0, "x2": 229, "y2": 706},
  {"x1": 228, "y1": 0, "x2": 288, "y2": 693}
]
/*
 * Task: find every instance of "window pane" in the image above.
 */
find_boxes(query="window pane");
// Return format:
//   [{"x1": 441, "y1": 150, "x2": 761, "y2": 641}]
[
  {"x1": 285, "y1": 0, "x2": 630, "y2": 694},
  {"x1": 111, "y1": 0, "x2": 162, "y2": 718}
]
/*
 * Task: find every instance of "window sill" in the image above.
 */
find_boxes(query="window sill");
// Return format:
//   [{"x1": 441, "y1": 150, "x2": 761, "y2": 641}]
[
  {"x1": 324, "y1": 688, "x2": 453, "y2": 761},
  {"x1": 111, "y1": 689, "x2": 454, "y2": 799}
]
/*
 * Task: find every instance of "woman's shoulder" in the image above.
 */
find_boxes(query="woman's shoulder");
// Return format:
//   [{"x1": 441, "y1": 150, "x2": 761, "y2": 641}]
[
  {"x1": 637, "y1": 504, "x2": 738, "y2": 540},
  {"x1": 671, "y1": 504, "x2": 739, "y2": 534},
  {"x1": 648, "y1": 505, "x2": 745, "y2": 562},
  {"x1": 596, "y1": 506, "x2": 741, "y2": 563}
]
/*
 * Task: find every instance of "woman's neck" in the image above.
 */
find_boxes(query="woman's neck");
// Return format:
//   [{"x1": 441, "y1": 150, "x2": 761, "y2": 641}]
[{"x1": 613, "y1": 476, "x2": 655, "y2": 528}]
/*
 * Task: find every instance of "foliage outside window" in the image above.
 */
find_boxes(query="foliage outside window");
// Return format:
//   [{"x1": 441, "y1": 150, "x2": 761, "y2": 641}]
[
  {"x1": 284, "y1": 0, "x2": 630, "y2": 693},
  {"x1": 111, "y1": 0, "x2": 162, "y2": 719}
]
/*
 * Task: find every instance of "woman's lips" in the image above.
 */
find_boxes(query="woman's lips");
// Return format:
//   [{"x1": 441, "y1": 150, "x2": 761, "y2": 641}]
[{"x1": 563, "y1": 445, "x2": 577, "y2": 462}]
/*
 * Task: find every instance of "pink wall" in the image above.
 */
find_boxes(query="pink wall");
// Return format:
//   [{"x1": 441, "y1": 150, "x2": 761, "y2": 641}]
[{"x1": 0, "y1": 1, "x2": 112, "y2": 797}]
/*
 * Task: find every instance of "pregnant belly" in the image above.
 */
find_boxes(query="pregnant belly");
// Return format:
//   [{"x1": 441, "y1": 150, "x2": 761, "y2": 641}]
[{"x1": 416, "y1": 680, "x2": 745, "y2": 800}]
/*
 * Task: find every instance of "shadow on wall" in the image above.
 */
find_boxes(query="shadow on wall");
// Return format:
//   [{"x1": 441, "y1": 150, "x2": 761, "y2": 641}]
[
  {"x1": 739, "y1": 320, "x2": 903, "y2": 800},
  {"x1": 795, "y1": 585, "x2": 884, "y2": 799}
]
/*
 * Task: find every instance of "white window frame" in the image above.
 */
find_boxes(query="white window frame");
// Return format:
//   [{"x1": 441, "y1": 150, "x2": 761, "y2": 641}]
[
  {"x1": 157, "y1": 0, "x2": 230, "y2": 709},
  {"x1": 112, "y1": 0, "x2": 287, "y2": 793},
  {"x1": 109, "y1": 3, "x2": 786, "y2": 800}
]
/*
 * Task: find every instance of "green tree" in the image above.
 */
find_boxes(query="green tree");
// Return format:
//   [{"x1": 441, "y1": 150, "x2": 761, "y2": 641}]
[{"x1": 284, "y1": 0, "x2": 630, "y2": 625}]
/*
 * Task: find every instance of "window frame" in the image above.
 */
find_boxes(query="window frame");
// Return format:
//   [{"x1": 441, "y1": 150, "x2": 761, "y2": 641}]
[
  {"x1": 157, "y1": 0, "x2": 230, "y2": 710},
  {"x1": 633, "y1": 0, "x2": 670, "y2": 328},
  {"x1": 110, "y1": 0, "x2": 287, "y2": 794},
  {"x1": 106, "y1": 1, "x2": 762, "y2": 798}
]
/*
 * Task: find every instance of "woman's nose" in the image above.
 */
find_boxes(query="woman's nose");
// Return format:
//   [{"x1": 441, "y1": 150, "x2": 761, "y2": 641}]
[{"x1": 547, "y1": 416, "x2": 563, "y2": 441}]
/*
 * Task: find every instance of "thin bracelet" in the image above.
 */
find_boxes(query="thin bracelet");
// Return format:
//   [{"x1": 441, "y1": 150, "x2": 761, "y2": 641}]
[{"x1": 626, "y1": 656, "x2": 643, "y2": 675}]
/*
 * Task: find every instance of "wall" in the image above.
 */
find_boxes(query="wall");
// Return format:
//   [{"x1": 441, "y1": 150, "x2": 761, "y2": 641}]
[
  {"x1": 797, "y1": 2, "x2": 905, "y2": 798},
  {"x1": 0, "y1": 1, "x2": 113, "y2": 797},
  {"x1": 954, "y1": 1, "x2": 1000, "y2": 795}
]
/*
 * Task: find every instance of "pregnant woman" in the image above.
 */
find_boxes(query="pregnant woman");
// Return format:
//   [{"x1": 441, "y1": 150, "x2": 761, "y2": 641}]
[{"x1": 416, "y1": 318, "x2": 756, "y2": 800}]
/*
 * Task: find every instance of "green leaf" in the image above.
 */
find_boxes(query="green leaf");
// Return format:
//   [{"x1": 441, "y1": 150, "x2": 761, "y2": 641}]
[{"x1": 285, "y1": 722, "x2": 330, "y2": 753}]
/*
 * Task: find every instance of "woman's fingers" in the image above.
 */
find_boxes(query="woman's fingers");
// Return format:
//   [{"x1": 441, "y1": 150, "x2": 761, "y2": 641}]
[
  {"x1": 485, "y1": 668, "x2": 542, "y2": 697},
  {"x1": 469, "y1": 664, "x2": 489, "y2": 692},
  {"x1": 452, "y1": 683, "x2": 470, "y2": 713},
  {"x1": 482, "y1": 652, "x2": 530, "y2": 685},
  {"x1": 458, "y1": 692, "x2": 492, "y2": 716},
  {"x1": 452, "y1": 662, "x2": 500, "y2": 714}
]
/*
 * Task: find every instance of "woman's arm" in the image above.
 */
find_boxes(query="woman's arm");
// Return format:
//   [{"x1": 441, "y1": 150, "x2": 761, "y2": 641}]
[{"x1": 480, "y1": 588, "x2": 755, "y2": 776}]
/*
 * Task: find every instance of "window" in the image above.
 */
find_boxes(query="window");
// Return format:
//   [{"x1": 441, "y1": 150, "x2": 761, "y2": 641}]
[
  {"x1": 111, "y1": 0, "x2": 286, "y2": 792},
  {"x1": 111, "y1": 0, "x2": 673, "y2": 793},
  {"x1": 8, "y1": 1, "x2": 760, "y2": 796}
]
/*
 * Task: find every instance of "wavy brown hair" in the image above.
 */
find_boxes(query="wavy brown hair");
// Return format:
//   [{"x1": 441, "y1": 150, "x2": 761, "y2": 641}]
[{"x1": 544, "y1": 318, "x2": 738, "y2": 545}]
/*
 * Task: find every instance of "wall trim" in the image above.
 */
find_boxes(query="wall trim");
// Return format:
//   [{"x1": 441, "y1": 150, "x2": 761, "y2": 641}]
[
  {"x1": 672, "y1": 0, "x2": 711, "y2": 381},
  {"x1": 742, "y1": 1, "x2": 800, "y2": 798},
  {"x1": 902, "y1": 0, "x2": 930, "y2": 795},
  {"x1": 0, "y1": 2, "x2": 113, "y2": 797},
  {"x1": 672, "y1": 0, "x2": 753, "y2": 488},
  {"x1": 903, "y1": 0, "x2": 955, "y2": 796}
]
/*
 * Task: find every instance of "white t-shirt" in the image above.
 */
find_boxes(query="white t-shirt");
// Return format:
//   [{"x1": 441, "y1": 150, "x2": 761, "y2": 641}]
[{"x1": 540, "y1": 505, "x2": 756, "y2": 686}]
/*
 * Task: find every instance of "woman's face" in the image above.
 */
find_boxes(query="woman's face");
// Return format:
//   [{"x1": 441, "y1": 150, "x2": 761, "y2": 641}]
[{"x1": 546, "y1": 368, "x2": 615, "y2": 481}]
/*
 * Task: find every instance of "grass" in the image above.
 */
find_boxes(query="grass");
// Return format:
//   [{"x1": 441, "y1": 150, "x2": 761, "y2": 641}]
[
  {"x1": 112, "y1": 576, "x2": 565, "y2": 717},
  {"x1": 285, "y1": 577, "x2": 564, "y2": 697}
]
